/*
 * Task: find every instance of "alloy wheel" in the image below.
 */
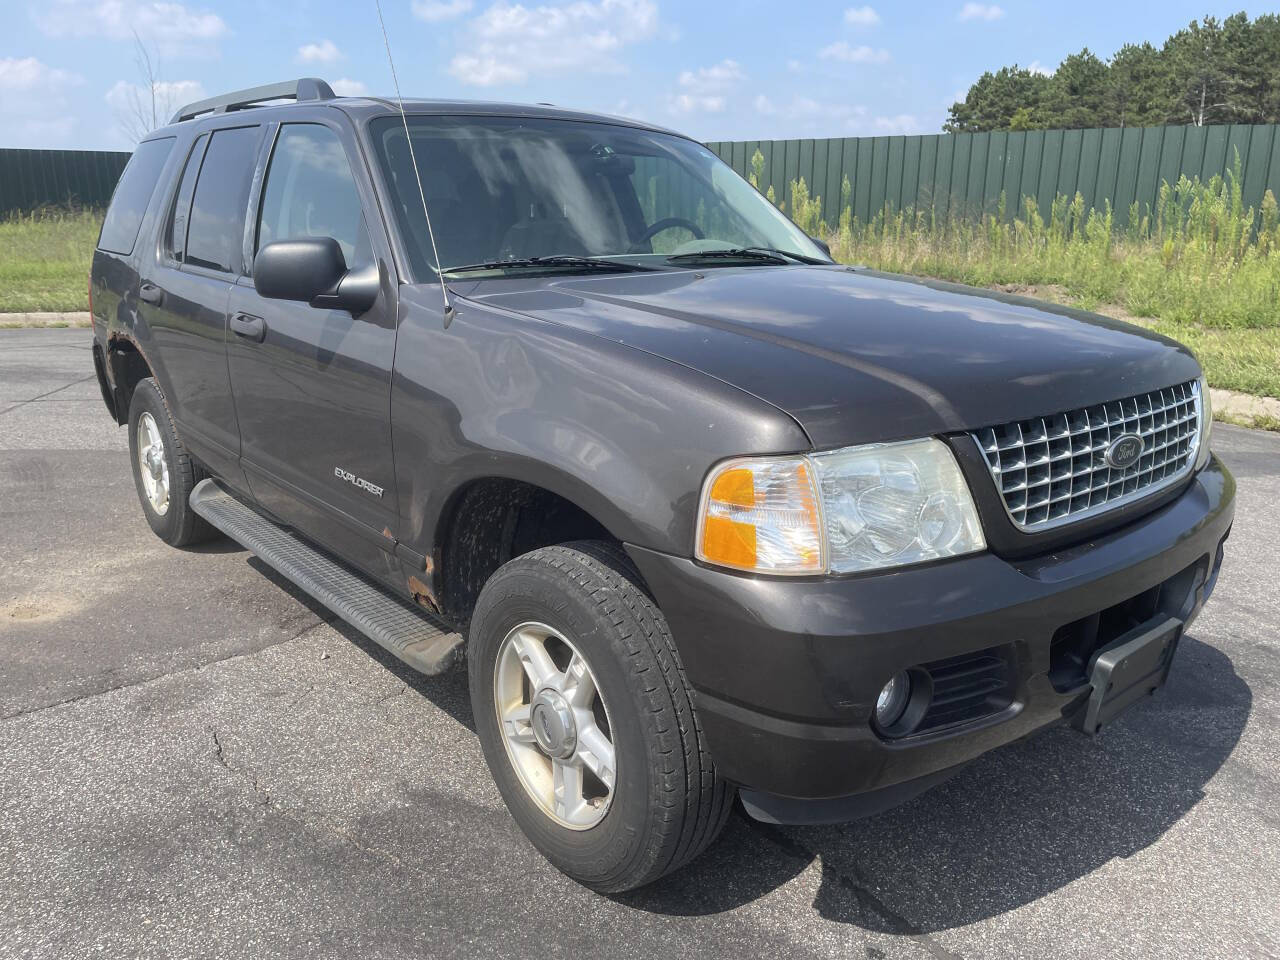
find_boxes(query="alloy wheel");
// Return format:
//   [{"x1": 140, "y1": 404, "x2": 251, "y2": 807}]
[{"x1": 493, "y1": 621, "x2": 617, "y2": 829}]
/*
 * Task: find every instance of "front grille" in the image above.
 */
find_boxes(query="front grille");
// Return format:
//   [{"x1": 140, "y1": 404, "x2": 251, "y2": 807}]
[
  {"x1": 972, "y1": 380, "x2": 1201, "y2": 531},
  {"x1": 916, "y1": 647, "x2": 1014, "y2": 733}
]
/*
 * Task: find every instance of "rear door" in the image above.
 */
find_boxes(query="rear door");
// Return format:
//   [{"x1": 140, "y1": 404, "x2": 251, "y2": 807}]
[
  {"x1": 90, "y1": 136, "x2": 175, "y2": 343},
  {"x1": 90, "y1": 135, "x2": 175, "y2": 409},
  {"x1": 226, "y1": 118, "x2": 400, "y2": 579},
  {"x1": 138, "y1": 123, "x2": 264, "y2": 482}
]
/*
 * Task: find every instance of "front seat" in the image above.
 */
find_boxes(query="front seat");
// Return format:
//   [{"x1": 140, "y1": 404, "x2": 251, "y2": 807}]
[{"x1": 499, "y1": 197, "x2": 588, "y2": 259}]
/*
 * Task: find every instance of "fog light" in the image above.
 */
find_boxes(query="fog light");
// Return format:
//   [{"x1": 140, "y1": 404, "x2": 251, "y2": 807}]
[{"x1": 875, "y1": 671, "x2": 912, "y2": 729}]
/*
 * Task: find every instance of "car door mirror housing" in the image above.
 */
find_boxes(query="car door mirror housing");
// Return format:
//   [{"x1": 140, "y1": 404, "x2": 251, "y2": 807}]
[
  {"x1": 310, "y1": 262, "x2": 379, "y2": 315},
  {"x1": 253, "y1": 238, "x2": 378, "y2": 315},
  {"x1": 809, "y1": 236, "x2": 833, "y2": 260}
]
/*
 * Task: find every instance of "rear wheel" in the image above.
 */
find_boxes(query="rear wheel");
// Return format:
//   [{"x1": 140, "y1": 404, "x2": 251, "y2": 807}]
[
  {"x1": 127, "y1": 377, "x2": 217, "y2": 547},
  {"x1": 469, "y1": 541, "x2": 734, "y2": 892}
]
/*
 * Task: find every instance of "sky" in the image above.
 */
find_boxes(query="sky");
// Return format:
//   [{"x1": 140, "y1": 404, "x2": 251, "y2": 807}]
[{"x1": 0, "y1": 0, "x2": 1263, "y2": 151}]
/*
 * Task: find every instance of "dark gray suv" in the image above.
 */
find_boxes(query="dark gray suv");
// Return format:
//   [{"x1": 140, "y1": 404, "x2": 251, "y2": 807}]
[{"x1": 90, "y1": 78, "x2": 1234, "y2": 891}]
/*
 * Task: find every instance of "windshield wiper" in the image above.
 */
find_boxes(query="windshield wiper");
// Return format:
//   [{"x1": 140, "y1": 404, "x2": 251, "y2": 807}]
[
  {"x1": 442, "y1": 255, "x2": 652, "y2": 276},
  {"x1": 665, "y1": 246, "x2": 825, "y2": 266}
]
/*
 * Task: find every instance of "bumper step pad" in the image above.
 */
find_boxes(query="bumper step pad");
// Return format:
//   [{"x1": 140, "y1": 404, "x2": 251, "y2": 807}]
[{"x1": 189, "y1": 479, "x2": 462, "y2": 676}]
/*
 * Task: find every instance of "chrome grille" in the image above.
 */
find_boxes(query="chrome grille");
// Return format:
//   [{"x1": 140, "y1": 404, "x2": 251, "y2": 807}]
[{"x1": 972, "y1": 380, "x2": 1201, "y2": 531}]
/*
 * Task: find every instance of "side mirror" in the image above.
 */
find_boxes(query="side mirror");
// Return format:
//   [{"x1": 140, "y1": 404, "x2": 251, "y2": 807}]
[
  {"x1": 254, "y1": 238, "x2": 379, "y2": 315},
  {"x1": 809, "y1": 236, "x2": 833, "y2": 260}
]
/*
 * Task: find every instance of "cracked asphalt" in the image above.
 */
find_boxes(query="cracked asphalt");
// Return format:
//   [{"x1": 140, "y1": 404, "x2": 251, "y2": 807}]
[{"x1": 2, "y1": 328, "x2": 1278, "y2": 959}]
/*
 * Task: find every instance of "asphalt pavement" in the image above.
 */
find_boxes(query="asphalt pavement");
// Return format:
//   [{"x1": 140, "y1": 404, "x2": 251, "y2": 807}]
[{"x1": 2, "y1": 327, "x2": 1278, "y2": 959}]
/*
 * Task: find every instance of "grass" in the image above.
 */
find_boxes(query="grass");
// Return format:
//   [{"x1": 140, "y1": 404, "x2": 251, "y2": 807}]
[
  {"x1": 1218, "y1": 411, "x2": 1280, "y2": 431},
  {"x1": 0, "y1": 209, "x2": 101, "y2": 313}
]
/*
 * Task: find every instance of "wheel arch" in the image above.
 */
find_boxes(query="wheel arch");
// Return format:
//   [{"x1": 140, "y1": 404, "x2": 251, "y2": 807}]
[
  {"x1": 431, "y1": 472, "x2": 645, "y2": 624},
  {"x1": 103, "y1": 334, "x2": 158, "y2": 426}
]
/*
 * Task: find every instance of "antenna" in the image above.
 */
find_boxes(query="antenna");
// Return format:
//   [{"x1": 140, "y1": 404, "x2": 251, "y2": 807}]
[{"x1": 374, "y1": 0, "x2": 455, "y2": 324}]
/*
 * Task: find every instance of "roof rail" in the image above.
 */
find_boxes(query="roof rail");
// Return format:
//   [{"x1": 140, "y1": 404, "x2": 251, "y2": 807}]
[{"x1": 170, "y1": 78, "x2": 336, "y2": 124}]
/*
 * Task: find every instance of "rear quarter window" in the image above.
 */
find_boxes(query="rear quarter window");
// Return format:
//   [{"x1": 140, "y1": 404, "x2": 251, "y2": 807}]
[{"x1": 97, "y1": 137, "x2": 175, "y2": 255}]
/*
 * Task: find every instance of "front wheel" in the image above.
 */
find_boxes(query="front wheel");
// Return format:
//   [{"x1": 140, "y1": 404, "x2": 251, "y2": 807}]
[{"x1": 469, "y1": 541, "x2": 734, "y2": 892}]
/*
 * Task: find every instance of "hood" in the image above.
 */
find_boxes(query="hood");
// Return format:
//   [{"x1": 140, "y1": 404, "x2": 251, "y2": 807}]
[{"x1": 466, "y1": 265, "x2": 1200, "y2": 449}]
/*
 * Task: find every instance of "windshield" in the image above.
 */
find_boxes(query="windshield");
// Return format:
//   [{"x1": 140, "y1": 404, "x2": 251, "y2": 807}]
[{"x1": 368, "y1": 115, "x2": 826, "y2": 277}]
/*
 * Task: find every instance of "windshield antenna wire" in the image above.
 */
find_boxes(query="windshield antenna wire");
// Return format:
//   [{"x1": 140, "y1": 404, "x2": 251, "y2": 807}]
[{"x1": 374, "y1": 0, "x2": 454, "y2": 325}]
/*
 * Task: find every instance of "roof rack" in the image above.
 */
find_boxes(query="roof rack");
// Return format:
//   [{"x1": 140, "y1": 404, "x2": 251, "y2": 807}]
[{"x1": 170, "y1": 78, "x2": 336, "y2": 124}]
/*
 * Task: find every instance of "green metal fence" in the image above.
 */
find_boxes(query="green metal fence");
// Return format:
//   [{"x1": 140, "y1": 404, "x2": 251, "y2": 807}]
[
  {"x1": 707, "y1": 124, "x2": 1280, "y2": 230},
  {"x1": 8, "y1": 126, "x2": 1280, "y2": 228},
  {"x1": 0, "y1": 148, "x2": 132, "y2": 214}
]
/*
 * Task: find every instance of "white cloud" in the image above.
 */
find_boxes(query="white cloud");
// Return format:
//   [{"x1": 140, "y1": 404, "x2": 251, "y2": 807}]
[
  {"x1": 843, "y1": 5, "x2": 880, "y2": 25},
  {"x1": 678, "y1": 59, "x2": 744, "y2": 94},
  {"x1": 0, "y1": 56, "x2": 81, "y2": 93},
  {"x1": 449, "y1": 54, "x2": 524, "y2": 86},
  {"x1": 608, "y1": 98, "x2": 636, "y2": 118},
  {"x1": 669, "y1": 59, "x2": 743, "y2": 115},
  {"x1": 818, "y1": 41, "x2": 890, "y2": 64},
  {"x1": 297, "y1": 40, "x2": 343, "y2": 64},
  {"x1": 0, "y1": 57, "x2": 83, "y2": 146},
  {"x1": 1026, "y1": 60, "x2": 1053, "y2": 77},
  {"x1": 873, "y1": 113, "x2": 921, "y2": 134},
  {"x1": 448, "y1": 0, "x2": 658, "y2": 86},
  {"x1": 330, "y1": 78, "x2": 369, "y2": 96},
  {"x1": 106, "y1": 78, "x2": 204, "y2": 134},
  {"x1": 762, "y1": 95, "x2": 867, "y2": 124},
  {"x1": 744, "y1": 94, "x2": 930, "y2": 139},
  {"x1": 104, "y1": 77, "x2": 204, "y2": 107},
  {"x1": 957, "y1": 3, "x2": 1004, "y2": 21},
  {"x1": 12, "y1": 117, "x2": 78, "y2": 145},
  {"x1": 791, "y1": 96, "x2": 867, "y2": 121},
  {"x1": 412, "y1": 0, "x2": 473, "y2": 20},
  {"x1": 671, "y1": 93, "x2": 726, "y2": 114},
  {"x1": 33, "y1": 1, "x2": 228, "y2": 56}
]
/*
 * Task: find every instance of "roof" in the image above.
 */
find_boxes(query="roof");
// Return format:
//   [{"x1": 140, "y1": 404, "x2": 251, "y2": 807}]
[{"x1": 162, "y1": 77, "x2": 685, "y2": 140}]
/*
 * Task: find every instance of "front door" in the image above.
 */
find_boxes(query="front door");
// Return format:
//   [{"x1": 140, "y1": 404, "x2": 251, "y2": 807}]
[{"x1": 226, "y1": 120, "x2": 400, "y2": 579}]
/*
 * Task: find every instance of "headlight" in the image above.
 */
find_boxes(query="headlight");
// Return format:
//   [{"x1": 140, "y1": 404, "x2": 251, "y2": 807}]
[
  {"x1": 812, "y1": 438, "x2": 987, "y2": 572},
  {"x1": 696, "y1": 438, "x2": 985, "y2": 575},
  {"x1": 1194, "y1": 377, "x2": 1212, "y2": 470}
]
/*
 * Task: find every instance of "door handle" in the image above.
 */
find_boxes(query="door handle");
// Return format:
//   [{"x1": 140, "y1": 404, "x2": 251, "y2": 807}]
[
  {"x1": 230, "y1": 312, "x2": 267, "y2": 343},
  {"x1": 138, "y1": 282, "x2": 163, "y2": 306}
]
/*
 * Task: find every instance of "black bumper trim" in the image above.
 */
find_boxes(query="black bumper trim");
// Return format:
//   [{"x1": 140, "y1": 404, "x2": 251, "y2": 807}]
[{"x1": 740, "y1": 763, "x2": 969, "y2": 825}]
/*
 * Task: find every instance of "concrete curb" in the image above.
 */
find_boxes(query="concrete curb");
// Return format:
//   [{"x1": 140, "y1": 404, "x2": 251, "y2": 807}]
[
  {"x1": 1210, "y1": 388, "x2": 1280, "y2": 428},
  {"x1": 0, "y1": 312, "x2": 91, "y2": 328}
]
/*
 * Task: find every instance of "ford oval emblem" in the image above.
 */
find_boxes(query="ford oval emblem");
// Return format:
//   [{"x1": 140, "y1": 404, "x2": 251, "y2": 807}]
[{"x1": 1105, "y1": 434, "x2": 1144, "y2": 470}]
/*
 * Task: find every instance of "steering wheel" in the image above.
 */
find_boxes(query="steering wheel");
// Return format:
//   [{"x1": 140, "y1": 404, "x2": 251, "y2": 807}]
[{"x1": 628, "y1": 217, "x2": 704, "y2": 253}]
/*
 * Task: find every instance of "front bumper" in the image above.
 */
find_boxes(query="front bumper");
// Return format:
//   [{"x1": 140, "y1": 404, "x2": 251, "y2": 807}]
[{"x1": 626, "y1": 455, "x2": 1235, "y2": 815}]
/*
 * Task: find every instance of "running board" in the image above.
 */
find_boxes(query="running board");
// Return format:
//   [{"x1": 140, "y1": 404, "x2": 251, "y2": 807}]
[{"x1": 189, "y1": 479, "x2": 463, "y2": 676}]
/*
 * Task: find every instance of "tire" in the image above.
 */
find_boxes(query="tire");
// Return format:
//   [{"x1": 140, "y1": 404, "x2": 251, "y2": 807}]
[
  {"x1": 127, "y1": 377, "x2": 217, "y2": 547},
  {"x1": 469, "y1": 540, "x2": 734, "y2": 892}
]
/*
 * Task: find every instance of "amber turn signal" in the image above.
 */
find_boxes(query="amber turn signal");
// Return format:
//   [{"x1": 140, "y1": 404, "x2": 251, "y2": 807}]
[{"x1": 695, "y1": 457, "x2": 824, "y2": 574}]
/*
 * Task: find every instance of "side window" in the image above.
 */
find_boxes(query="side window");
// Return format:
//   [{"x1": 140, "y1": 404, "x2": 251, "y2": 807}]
[
  {"x1": 165, "y1": 133, "x2": 208, "y2": 263},
  {"x1": 97, "y1": 137, "x2": 175, "y2": 255},
  {"x1": 185, "y1": 126, "x2": 261, "y2": 274},
  {"x1": 257, "y1": 124, "x2": 371, "y2": 268}
]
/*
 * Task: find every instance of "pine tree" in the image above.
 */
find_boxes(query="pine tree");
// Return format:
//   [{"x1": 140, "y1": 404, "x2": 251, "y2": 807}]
[
  {"x1": 1108, "y1": 43, "x2": 1168, "y2": 128},
  {"x1": 1163, "y1": 16, "x2": 1232, "y2": 126},
  {"x1": 943, "y1": 11, "x2": 1280, "y2": 131}
]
